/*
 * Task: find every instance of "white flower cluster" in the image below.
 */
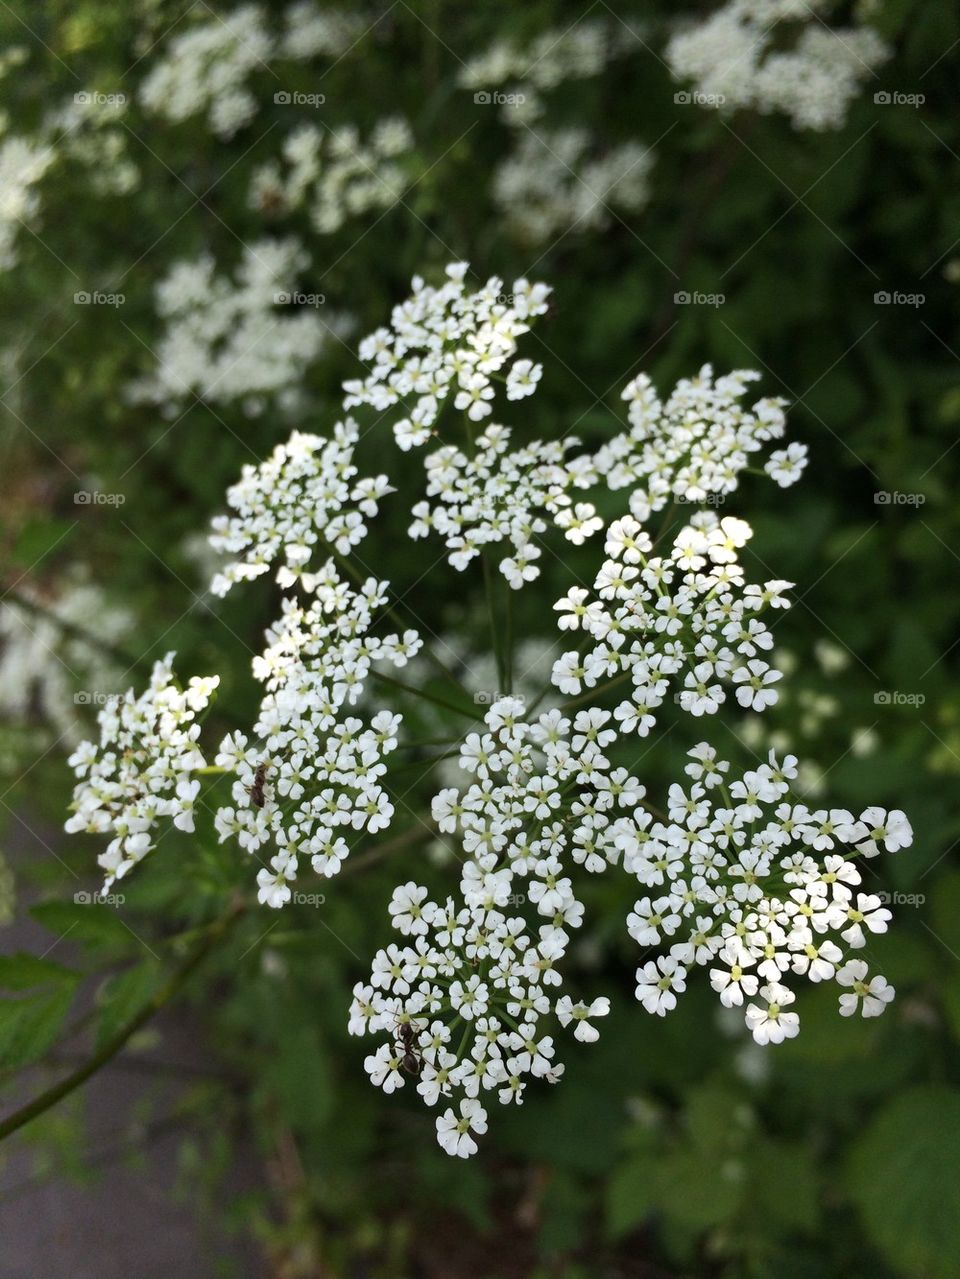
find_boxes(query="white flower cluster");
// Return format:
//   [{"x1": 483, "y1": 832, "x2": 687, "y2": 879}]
[
  {"x1": 60, "y1": 263, "x2": 912, "y2": 1161},
  {"x1": 408, "y1": 423, "x2": 596, "y2": 589},
  {"x1": 139, "y1": 1, "x2": 377, "y2": 137},
  {"x1": 493, "y1": 128, "x2": 653, "y2": 244},
  {"x1": 251, "y1": 118, "x2": 413, "y2": 234},
  {"x1": 208, "y1": 418, "x2": 392, "y2": 597},
  {"x1": 65, "y1": 655, "x2": 219, "y2": 887},
  {"x1": 343, "y1": 264, "x2": 609, "y2": 586},
  {"x1": 459, "y1": 19, "x2": 633, "y2": 123},
  {"x1": 345, "y1": 269, "x2": 805, "y2": 587},
  {"x1": 667, "y1": 0, "x2": 888, "y2": 130},
  {"x1": 47, "y1": 94, "x2": 139, "y2": 197},
  {"x1": 342, "y1": 262, "x2": 551, "y2": 447},
  {"x1": 625, "y1": 742, "x2": 912, "y2": 1040},
  {"x1": 351, "y1": 697, "x2": 628, "y2": 1156},
  {"x1": 459, "y1": 20, "x2": 615, "y2": 93},
  {"x1": 0, "y1": 577, "x2": 133, "y2": 746},
  {"x1": 352, "y1": 685, "x2": 912, "y2": 1156},
  {"x1": 213, "y1": 564, "x2": 421, "y2": 905},
  {"x1": 139, "y1": 4, "x2": 272, "y2": 138},
  {"x1": 128, "y1": 238, "x2": 338, "y2": 414},
  {"x1": 594, "y1": 365, "x2": 806, "y2": 519},
  {"x1": 279, "y1": 2, "x2": 369, "y2": 59},
  {"x1": 552, "y1": 513, "x2": 790, "y2": 730},
  {"x1": 0, "y1": 135, "x2": 54, "y2": 270}
]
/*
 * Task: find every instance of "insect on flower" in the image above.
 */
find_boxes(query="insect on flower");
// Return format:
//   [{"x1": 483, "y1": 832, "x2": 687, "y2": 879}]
[
  {"x1": 248, "y1": 760, "x2": 270, "y2": 809},
  {"x1": 395, "y1": 1018, "x2": 422, "y2": 1076}
]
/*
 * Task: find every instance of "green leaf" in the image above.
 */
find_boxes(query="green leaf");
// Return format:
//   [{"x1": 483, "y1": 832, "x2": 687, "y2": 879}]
[
  {"x1": 0, "y1": 985, "x2": 76, "y2": 1070},
  {"x1": 30, "y1": 899, "x2": 132, "y2": 950},
  {"x1": 539, "y1": 1169, "x2": 588, "y2": 1256},
  {"x1": 747, "y1": 1141, "x2": 820, "y2": 1233},
  {"x1": 606, "y1": 1145, "x2": 659, "y2": 1240},
  {"x1": 0, "y1": 952, "x2": 78, "y2": 991},
  {"x1": 847, "y1": 1086, "x2": 960, "y2": 1279},
  {"x1": 657, "y1": 1147, "x2": 742, "y2": 1232},
  {"x1": 9, "y1": 518, "x2": 76, "y2": 569},
  {"x1": 930, "y1": 871, "x2": 960, "y2": 959},
  {"x1": 95, "y1": 960, "x2": 162, "y2": 1049}
]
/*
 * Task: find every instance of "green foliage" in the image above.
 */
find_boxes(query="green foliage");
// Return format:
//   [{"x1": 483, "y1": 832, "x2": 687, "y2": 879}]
[
  {"x1": 0, "y1": 953, "x2": 79, "y2": 1070},
  {"x1": 93, "y1": 959, "x2": 161, "y2": 1048},
  {"x1": 848, "y1": 1087, "x2": 960, "y2": 1279}
]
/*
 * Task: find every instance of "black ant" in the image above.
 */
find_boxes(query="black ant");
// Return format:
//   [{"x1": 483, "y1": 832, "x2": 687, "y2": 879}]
[
  {"x1": 395, "y1": 1019, "x2": 423, "y2": 1076},
  {"x1": 248, "y1": 760, "x2": 269, "y2": 809}
]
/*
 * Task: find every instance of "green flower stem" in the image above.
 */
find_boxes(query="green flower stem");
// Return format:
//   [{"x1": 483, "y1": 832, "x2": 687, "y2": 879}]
[
  {"x1": 388, "y1": 748, "x2": 462, "y2": 775},
  {"x1": 481, "y1": 552, "x2": 507, "y2": 694},
  {"x1": 322, "y1": 539, "x2": 467, "y2": 696},
  {"x1": 560, "y1": 668, "x2": 633, "y2": 713},
  {"x1": 370, "y1": 669, "x2": 479, "y2": 720},
  {"x1": 504, "y1": 583, "x2": 513, "y2": 695}
]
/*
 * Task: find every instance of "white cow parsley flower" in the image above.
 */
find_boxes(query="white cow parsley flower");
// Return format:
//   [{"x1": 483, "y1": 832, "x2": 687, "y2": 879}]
[
  {"x1": 666, "y1": 0, "x2": 888, "y2": 131},
  {"x1": 493, "y1": 128, "x2": 654, "y2": 244},
  {"x1": 209, "y1": 419, "x2": 392, "y2": 596},
  {"x1": 213, "y1": 565, "x2": 419, "y2": 892},
  {"x1": 342, "y1": 264, "x2": 551, "y2": 450},
  {"x1": 594, "y1": 365, "x2": 802, "y2": 517},
  {"x1": 552, "y1": 511, "x2": 789, "y2": 734},
  {"x1": 65, "y1": 654, "x2": 219, "y2": 888},
  {"x1": 837, "y1": 960, "x2": 896, "y2": 1018},
  {"x1": 251, "y1": 118, "x2": 413, "y2": 233},
  {"x1": 128, "y1": 239, "x2": 340, "y2": 415},
  {"x1": 621, "y1": 742, "x2": 912, "y2": 1046},
  {"x1": 62, "y1": 264, "x2": 914, "y2": 1162},
  {"x1": 139, "y1": 5, "x2": 272, "y2": 138}
]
